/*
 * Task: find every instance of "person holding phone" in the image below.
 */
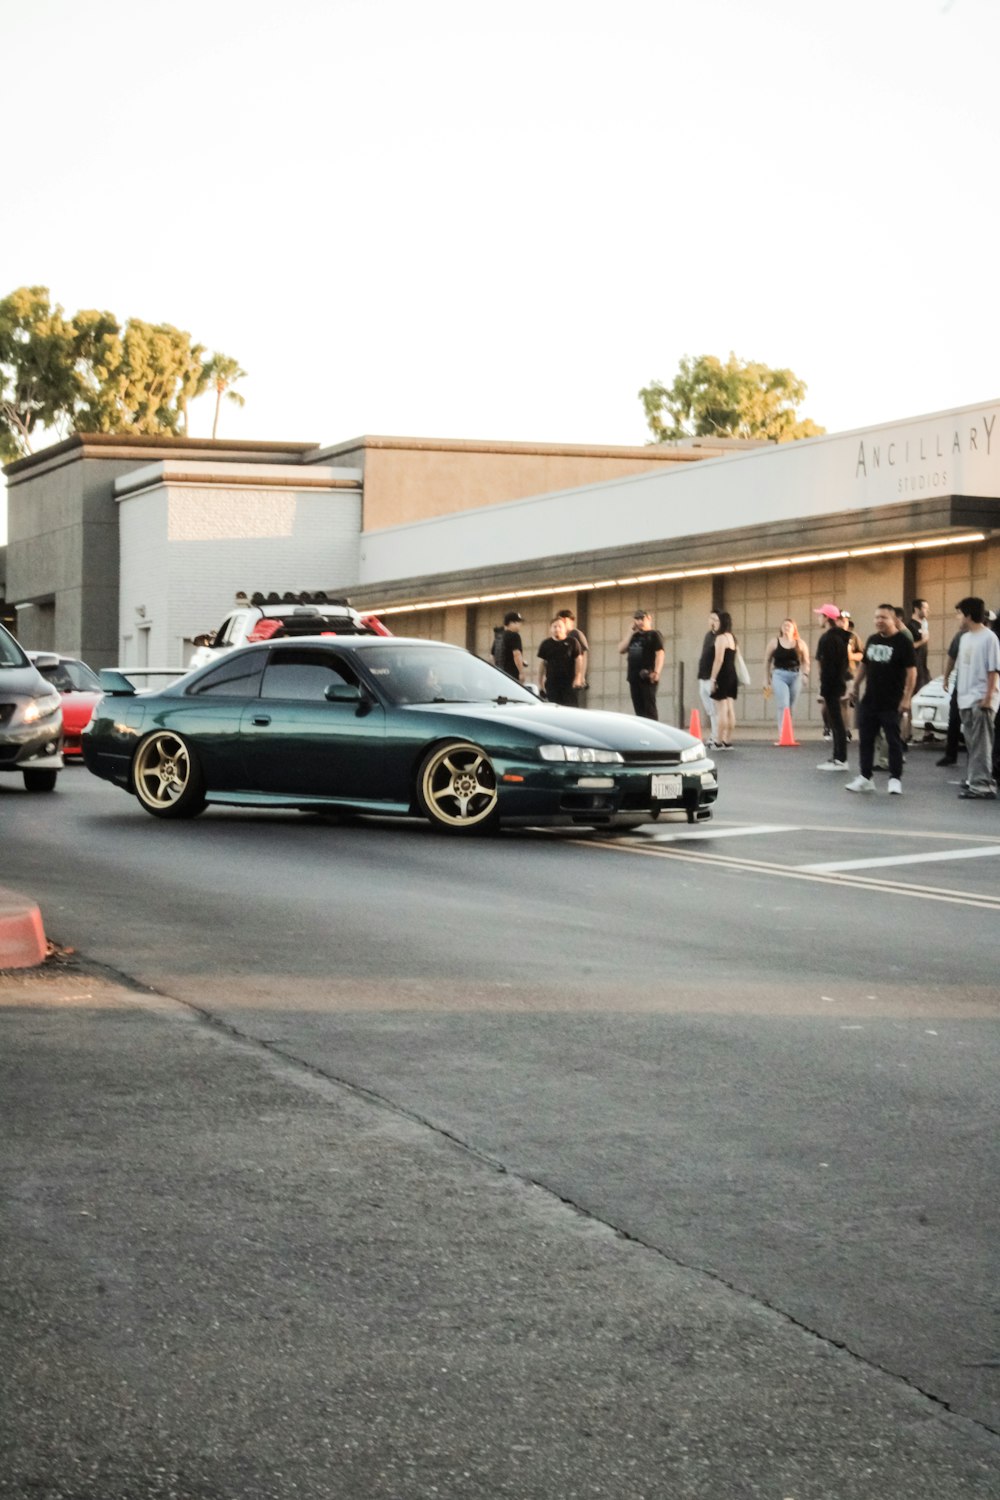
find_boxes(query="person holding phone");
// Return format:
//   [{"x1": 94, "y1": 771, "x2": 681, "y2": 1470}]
[{"x1": 619, "y1": 609, "x2": 664, "y2": 720}]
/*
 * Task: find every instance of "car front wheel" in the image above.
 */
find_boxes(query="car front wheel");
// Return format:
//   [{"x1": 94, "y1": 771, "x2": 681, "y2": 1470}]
[
  {"x1": 416, "y1": 741, "x2": 499, "y2": 832},
  {"x1": 132, "y1": 731, "x2": 207, "y2": 819},
  {"x1": 23, "y1": 768, "x2": 58, "y2": 792}
]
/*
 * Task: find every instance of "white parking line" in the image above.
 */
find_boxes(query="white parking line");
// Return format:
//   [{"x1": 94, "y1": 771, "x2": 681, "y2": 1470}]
[
  {"x1": 637, "y1": 823, "x2": 800, "y2": 843},
  {"x1": 800, "y1": 846, "x2": 1000, "y2": 874}
]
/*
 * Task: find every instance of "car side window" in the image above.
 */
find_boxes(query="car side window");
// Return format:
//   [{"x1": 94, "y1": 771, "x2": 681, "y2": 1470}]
[
  {"x1": 259, "y1": 650, "x2": 358, "y2": 702},
  {"x1": 189, "y1": 653, "x2": 266, "y2": 697}
]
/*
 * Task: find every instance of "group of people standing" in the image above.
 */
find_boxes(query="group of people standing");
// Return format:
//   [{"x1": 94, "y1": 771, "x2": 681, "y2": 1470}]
[
  {"x1": 492, "y1": 598, "x2": 999, "y2": 800},
  {"x1": 493, "y1": 608, "x2": 588, "y2": 707}
]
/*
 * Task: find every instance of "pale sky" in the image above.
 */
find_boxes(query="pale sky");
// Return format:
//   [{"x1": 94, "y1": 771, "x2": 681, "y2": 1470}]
[{"x1": 2, "y1": 0, "x2": 998, "y2": 543}]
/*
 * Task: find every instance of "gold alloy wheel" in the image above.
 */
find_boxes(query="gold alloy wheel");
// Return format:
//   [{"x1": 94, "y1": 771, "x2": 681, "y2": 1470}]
[
  {"x1": 132, "y1": 731, "x2": 206, "y2": 818},
  {"x1": 418, "y1": 741, "x2": 499, "y2": 830}
]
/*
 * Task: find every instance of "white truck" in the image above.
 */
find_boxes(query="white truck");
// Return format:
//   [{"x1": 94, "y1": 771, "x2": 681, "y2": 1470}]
[{"x1": 188, "y1": 592, "x2": 390, "y2": 669}]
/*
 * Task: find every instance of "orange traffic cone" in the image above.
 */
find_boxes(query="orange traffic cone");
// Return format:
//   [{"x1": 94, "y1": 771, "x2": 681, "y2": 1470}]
[
  {"x1": 688, "y1": 706, "x2": 702, "y2": 740},
  {"x1": 775, "y1": 708, "x2": 799, "y2": 747}
]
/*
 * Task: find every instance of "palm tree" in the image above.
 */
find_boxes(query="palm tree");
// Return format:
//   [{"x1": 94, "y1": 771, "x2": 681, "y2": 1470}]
[{"x1": 203, "y1": 353, "x2": 247, "y2": 438}]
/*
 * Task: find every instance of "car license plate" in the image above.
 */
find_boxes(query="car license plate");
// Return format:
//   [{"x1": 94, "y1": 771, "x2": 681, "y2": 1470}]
[{"x1": 651, "y1": 773, "x2": 682, "y2": 800}]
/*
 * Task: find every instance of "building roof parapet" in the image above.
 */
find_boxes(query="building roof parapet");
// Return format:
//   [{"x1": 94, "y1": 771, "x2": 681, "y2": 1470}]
[
  {"x1": 304, "y1": 433, "x2": 744, "y2": 465},
  {"x1": 3, "y1": 432, "x2": 322, "y2": 484},
  {"x1": 113, "y1": 459, "x2": 362, "y2": 500}
]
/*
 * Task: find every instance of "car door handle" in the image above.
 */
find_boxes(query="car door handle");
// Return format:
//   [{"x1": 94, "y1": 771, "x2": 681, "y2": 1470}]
[{"x1": 251, "y1": 714, "x2": 271, "y2": 726}]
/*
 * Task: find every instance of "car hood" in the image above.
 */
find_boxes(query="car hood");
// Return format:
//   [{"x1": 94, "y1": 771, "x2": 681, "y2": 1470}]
[
  {"x1": 400, "y1": 700, "x2": 698, "y2": 750},
  {"x1": 0, "y1": 664, "x2": 51, "y2": 699}
]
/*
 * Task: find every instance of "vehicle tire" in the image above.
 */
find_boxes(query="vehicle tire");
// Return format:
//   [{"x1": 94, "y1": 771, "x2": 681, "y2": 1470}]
[
  {"x1": 23, "y1": 768, "x2": 58, "y2": 792},
  {"x1": 132, "y1": 731, "x2": 207, "y2": 819},
  {"x1": 416, "y1": 740, "x2": 499, "y2": 832}
]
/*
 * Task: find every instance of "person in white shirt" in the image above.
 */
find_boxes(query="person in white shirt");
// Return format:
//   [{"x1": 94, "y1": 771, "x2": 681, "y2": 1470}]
[{"x1": 953, "y1": 596, "x2": 1000, "y2": 800}]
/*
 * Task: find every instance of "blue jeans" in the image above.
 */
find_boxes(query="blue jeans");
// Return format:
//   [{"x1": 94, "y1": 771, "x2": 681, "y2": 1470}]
[{"x1": 771, "y1": 668, "x2": 801, "y2": 728}]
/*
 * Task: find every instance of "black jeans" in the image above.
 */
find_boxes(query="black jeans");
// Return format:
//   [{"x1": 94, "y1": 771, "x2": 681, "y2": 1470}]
[
  {"x1": 821, "y1": 691, "x2": 847, "y2": 763},
  {"x1": 629, "y1": 677, "x2": 658, "y2": 720},
  {"x1": 858, "y1": 700, "x2": 904, "y2": 780}
]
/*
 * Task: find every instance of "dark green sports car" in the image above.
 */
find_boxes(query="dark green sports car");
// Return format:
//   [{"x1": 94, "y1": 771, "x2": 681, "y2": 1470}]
[{"x1": 82, "y1": 637, "x2": 718, "y2": 831}]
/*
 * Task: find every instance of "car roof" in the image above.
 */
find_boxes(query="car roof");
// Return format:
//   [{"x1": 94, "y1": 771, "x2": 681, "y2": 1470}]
[{"x1": 259, "y1": 634, "x2": 454, "y2": 651}]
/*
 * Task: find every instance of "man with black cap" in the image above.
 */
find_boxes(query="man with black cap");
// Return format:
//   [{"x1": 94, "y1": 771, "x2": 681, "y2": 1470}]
[
  {"x1": 495, "y1": 610, "x2": 526, "y2": 682},
  {"x1": 618, "y1": 609, "x2": 665, "y2": 720}
]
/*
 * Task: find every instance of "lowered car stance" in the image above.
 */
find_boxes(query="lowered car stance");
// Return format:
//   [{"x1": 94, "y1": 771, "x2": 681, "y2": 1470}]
[{"x1": 82, "y1": 637, "x2": 718, "y2": 831}]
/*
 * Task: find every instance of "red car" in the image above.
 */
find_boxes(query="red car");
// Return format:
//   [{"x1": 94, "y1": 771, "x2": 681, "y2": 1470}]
[{"x1": 28, "y1": 653, "x2": 104, "y2": 758}]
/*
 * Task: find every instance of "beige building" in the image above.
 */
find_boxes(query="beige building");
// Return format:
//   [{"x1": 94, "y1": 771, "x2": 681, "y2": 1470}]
[{"x1": 4, "y1": 405, "x2": 998, "y2": 735}]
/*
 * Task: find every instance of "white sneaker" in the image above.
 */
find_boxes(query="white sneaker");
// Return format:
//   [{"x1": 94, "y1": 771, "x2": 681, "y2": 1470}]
[
  {"x1": 845, "y1": 775, "x2": 876, "y2": 793},
  {"x1": 816, "y1": 760, "x2": 849, "y2": 771},
  {"x1": 887, "y1": 777, "x2": 902, "y2": 795}
]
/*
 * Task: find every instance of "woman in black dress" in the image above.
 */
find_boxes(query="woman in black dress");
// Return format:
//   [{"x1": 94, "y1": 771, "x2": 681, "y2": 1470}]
[{"x1": 709, "y1": 610, "x2": 739, "y2": 748}]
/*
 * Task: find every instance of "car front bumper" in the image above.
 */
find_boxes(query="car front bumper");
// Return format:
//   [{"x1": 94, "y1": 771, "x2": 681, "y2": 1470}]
[
  {"x1": 494, "y1": 756, "x2": 718, "y2": 827},
  {"x1": 0, "y1": 716, "x2": 64, "y2": 773}
]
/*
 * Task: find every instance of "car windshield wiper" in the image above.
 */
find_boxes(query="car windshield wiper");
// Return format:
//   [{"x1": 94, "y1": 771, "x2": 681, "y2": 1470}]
[{"x1": 491, "y1": 695, "x2": 531, "y2": 705}]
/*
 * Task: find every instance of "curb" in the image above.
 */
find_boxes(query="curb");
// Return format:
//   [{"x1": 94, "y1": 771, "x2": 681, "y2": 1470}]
[{"x1": 0, "y1": 886, "x2": 48, "y2": 970}]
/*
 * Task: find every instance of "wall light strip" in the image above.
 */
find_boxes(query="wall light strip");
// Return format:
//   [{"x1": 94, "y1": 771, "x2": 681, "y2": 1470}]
[{"x1": 370, "y1": 532, "x2": 987, "y2": 616}]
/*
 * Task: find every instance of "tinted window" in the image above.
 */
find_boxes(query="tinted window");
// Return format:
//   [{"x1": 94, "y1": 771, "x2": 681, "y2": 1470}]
[
  {"x1": 361, "y1": 643, "x2": 536, "y2": 705},
  {"x1": 189, "y1": 652, "x2": 265, "y2": 697},
  {"x1": 260, "y1": 649, "x2": 357, "y2": 701},
  {"x1": 0, "y1": 625, "x2": 28, "y2": 669}
]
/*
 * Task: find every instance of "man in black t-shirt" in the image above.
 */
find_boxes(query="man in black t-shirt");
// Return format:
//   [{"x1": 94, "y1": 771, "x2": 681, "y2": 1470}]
[
  {"x1": 814, "y1": 607, "x2": 850, "y2": 769},
  {"x1": 618, "y1": 609, "x2": 665, "y2": 720},
  {"x1": 846, "y1": 604, "x2": 917, "y2": 794},
  {"x1": 496, "y1": 610, "x2": 526, "y2": 682},
  {"x1": 537, "y1": 617, "x2": 584, "y2": 706}
]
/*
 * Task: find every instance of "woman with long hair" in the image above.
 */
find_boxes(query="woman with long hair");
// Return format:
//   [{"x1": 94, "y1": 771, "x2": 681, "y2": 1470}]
[
  {"x1": 709, "y1": 611, "x2": 739, "y2": 748},
  {"x1": 764, "y1": 618, "x2": 810, "y2": 735}
]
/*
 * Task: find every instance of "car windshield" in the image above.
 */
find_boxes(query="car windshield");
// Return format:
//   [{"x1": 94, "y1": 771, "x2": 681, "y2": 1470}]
[
  {"x1": 0, "y1": 625, "x2": 28, "y2": 669},
  {"x1": 361, "y1": 644, "x2": 537, "y2": 706},
  {"x1": 37, "y1": 658, "x2": 101, "y2": 692}
]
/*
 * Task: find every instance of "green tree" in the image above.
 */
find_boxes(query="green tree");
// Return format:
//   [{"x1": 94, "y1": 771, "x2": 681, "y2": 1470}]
[
  {"x1": 0, "y1": 287, "x2": 79, "y2": 461},
  {"x1": 639, "y1": 353, "x2": 825, "y2": 444},
  {"x1": 203, "y1": 353, "x2": 247, "y2": 438},
  {"x1": 0, "y1": 285, "x2": 247, "y2": 459}
]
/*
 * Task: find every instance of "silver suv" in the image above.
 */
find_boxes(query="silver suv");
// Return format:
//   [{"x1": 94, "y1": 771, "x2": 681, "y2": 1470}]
[{"x1": 0, "y1": 623, "x2": 64, "y2": 791}]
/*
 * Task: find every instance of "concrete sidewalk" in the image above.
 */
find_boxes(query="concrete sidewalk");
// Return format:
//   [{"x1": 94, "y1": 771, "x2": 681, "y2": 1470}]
[{"x1": 1, "y1": 961, "x2": 996, "y2": 1500}]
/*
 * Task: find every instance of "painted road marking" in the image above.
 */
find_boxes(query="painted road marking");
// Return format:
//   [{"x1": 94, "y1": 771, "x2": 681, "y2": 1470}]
[
  {"x1": 636, "y1": 823, "x2": 801, "y2": 843},
  {"x1": 574, "y1": 839, "x2": 1000, "y2": 912},
  {"x1": 801, "y1": 845, "x2": 1000, "y2": 874}
]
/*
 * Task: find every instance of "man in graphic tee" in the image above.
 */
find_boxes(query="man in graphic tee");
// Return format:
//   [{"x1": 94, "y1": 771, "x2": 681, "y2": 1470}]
[
  {"x1": 618, "y1": 609, "x2": 665, "y2": 720},
  {"x1": 845, "y1": 604, "x2": 916, "y2": 795},
  {"x1": 537, "y1": 616, "x2": 584, "y2": 706}
]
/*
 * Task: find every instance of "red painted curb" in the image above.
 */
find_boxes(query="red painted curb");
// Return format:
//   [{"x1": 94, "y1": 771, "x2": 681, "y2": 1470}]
[{"x1": 0, "y1": 886, "x2": 48, "y2": 970}]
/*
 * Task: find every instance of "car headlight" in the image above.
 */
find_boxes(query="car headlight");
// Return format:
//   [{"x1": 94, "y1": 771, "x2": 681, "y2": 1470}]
[
  {"x1": 538, "y1": 744, "x2": 624, "y2": 764},
  {"x1": 680, "y1": 741, "x2": 706, "y2": 763},
  {"x1": 20, "y1": 693, "x2": 62, "y2": 725}
]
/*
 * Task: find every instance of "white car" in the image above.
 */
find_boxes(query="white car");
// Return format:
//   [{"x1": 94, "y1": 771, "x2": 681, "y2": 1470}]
[
  {"x1": 188, "y1": 593, "x2": 390, "y2": 669},
  {"x1": 909, "y1": 675, "x2": 951, "y2": 738}
]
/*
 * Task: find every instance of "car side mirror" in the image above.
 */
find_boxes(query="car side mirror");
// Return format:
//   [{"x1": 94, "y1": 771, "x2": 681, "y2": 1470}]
[{"x1": 324, "y1": 681, "x2": 363, "y2": 704}]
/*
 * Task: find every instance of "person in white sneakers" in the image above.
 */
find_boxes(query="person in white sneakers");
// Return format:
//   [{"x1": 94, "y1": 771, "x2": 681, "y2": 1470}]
[
  {"x1": 813, "y1": 606, "x2": 850, "y2": 770},
  {"x1": 953, "y1": 595, "x2": 1000, "y2": 800},
  {"x1": 845, "y1": 604, "x2": 916, "y2": 795}
]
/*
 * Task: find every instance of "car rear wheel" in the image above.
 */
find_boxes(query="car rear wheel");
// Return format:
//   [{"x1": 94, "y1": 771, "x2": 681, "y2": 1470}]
[
  {"x1": 132, "y1": 731, "x2": 207, "y2": 819},
  {"x1": 23, "y1": 768, "x2": 58, "y2": 792},
  {"x1": 416, "y1": 741, "x2": 499, "y2": 832}
]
